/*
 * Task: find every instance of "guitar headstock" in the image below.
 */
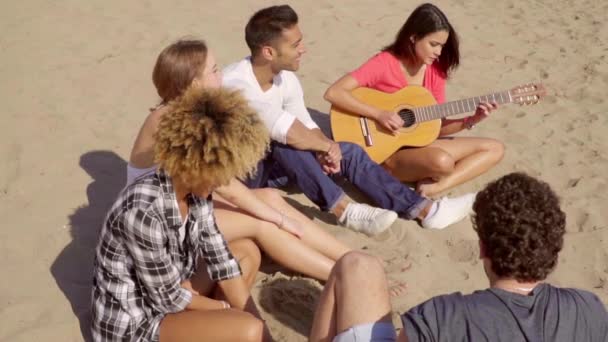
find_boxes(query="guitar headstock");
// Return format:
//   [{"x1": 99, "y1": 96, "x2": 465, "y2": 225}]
[{"x1": 510, "y1": 83, "x2": 546, "y2": 105}]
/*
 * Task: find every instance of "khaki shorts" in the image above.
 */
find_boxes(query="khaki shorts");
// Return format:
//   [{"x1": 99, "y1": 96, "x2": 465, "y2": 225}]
[{"x1": 332, "y1": 322, "x2": 397, "y2": 342}]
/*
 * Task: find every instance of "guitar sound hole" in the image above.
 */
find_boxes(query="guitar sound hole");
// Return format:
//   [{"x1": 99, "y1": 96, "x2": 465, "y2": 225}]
[{"x1": 398, "y1": 109, "x2": 416, "y2": 128}]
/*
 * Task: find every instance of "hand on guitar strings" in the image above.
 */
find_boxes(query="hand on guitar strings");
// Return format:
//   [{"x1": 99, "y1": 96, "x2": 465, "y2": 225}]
[
  {"x1": 376, "y1": 110, "x2": 404, "y2": 135},
  {"x1": 468, "y1": 101, "x2": 498, "y2": 127}
]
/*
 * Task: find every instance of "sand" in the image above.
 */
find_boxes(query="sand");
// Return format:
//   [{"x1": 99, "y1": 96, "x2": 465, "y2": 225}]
[{"x1": 1, "y1": 0, "x2": 606, "y2": 341}]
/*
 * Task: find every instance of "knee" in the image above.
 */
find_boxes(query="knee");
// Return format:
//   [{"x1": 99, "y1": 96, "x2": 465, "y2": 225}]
[
  {"x1": 339, "y1": 142, "x2": 364, "y2": 157},
  {"x1": 428, "y1": 151, "x2": 455, "y2": 175},
  {"x1": 335, "y1": 251, "x2": 383, "y2": 279},
  {"x1": 239, "y1": 314, "x2": 265, "y2": 341},
  {"x1": 485, "y1": 139, "x2": 505, "y2": 162},
  {"x1": 339, "y1": 142, "x2": 370, "y2": 164},
  {"x1": 240, "y1": 239, "x2": 262, "y2": 270}
]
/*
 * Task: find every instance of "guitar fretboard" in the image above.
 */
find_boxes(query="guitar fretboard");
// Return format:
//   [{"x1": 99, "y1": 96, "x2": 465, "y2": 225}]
[{"x1": 409, "y1": 90, "x2": 512, "y2": 123}]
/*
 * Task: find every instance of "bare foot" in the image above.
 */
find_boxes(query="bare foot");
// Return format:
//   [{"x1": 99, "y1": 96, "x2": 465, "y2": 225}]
[{"x1": 384, "y1": 259, "x2": 411, "y2": 298}]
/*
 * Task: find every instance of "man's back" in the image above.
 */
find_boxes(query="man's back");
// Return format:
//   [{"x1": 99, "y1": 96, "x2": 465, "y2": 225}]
[{"x1": 401, "y1": 283, "x2": 608, "y2": 341}]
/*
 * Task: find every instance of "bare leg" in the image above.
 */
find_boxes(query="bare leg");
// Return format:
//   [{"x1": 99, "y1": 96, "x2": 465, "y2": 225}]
[
  {"x1": 185, "y1": 239, "x2": 261, "y2": 297},
  {"x1": 309, "y1": 252, "x2": 393, "y2": 342},
  {"x1": 214, "y1": 200, "x2": 336, "y2": 281},
  {"x1": 383, "y1": 137, "x2": 504, "y2": 196},
  {"x1": 160, "y1": 309, "x2": 264, "y2": 342},
  {"x1": 161, "y1": 239, "x2": 264, "y2": 342},
  {"x1": 383, "y1": 146, "x2": 455, "y2": 182},
  {"x1": 251, "y1": 188, "x2": 351, "y2": 261},
  {"x1": 228, "y1": 239, "x2": 262, "y2": 290},
  {"x1": 419, "y1": 137, "x2": 504, "y2": 196}
]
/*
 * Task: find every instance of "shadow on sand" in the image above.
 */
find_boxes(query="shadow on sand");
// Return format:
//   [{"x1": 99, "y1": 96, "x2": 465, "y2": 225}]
[{"x1": 50, "y1": 150, "x2": 126, "y2": 341}]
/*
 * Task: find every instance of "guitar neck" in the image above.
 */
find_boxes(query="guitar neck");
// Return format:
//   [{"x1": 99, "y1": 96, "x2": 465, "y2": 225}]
[{"x1": 411, "y1": 90, "x2": 512, "y2": 122}]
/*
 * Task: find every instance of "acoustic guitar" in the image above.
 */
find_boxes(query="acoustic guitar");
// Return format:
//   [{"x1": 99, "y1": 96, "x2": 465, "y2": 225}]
[{"x1": 329, "y1": 83, "x2": 546, "y2": 163}]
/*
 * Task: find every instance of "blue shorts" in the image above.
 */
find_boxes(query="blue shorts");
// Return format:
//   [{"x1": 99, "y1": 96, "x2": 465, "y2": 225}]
[{"x1": 333, "y1": 322, "x2": 397, "y2": 342}]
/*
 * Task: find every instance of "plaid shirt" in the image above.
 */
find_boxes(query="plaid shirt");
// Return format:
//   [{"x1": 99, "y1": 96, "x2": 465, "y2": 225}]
[{"x1": 91, "y1": 170, "x2": 241, "y2": 341}]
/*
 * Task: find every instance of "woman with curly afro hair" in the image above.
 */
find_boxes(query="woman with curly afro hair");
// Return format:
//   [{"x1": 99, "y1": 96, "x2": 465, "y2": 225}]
[
  {"x1": 92, "y1": 72, "x2": 272, "y2": 340},
  {"x1": 127, "y1": 39, "x2": 351, "y2": 284}
]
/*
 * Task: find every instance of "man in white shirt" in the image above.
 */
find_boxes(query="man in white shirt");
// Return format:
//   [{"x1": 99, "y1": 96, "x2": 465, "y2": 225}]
[{"x1": 223, "y1": 5, "x2": 475, "y2": 235}]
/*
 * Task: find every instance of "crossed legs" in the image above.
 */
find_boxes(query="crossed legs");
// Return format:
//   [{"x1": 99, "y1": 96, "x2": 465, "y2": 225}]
[{"x1": 383, "y1": 137, "x2": 504, "y2": 197}]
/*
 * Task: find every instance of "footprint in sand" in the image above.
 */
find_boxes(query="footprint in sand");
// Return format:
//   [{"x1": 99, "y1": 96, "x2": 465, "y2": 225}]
[
  {"x1": 384, "y1": 254, "x2": 412, "y2": 275},
  {"x1": 447, "y1": 239, "x2": 478, "y2": 264},
  {"x1": 570, "y1": 209, "x2": 593, "y2": 232},
  {"x1": 259, "y1": 275, "x2": 322, "y2": 331}
]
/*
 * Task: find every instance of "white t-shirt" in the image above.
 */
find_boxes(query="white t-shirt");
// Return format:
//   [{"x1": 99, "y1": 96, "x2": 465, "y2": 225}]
[{"x1": 222, "y1": 57, "x2": 318, "y2": 144}]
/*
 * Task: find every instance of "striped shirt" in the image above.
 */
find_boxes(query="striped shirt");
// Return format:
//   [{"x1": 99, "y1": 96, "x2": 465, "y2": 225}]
[{"x1": 91, "y1": 170, "x2": 241, "y2": 341}]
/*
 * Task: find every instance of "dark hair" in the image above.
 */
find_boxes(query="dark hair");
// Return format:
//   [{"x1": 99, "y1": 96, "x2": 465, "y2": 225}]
[
  {"x1": 473, "y1": 173, "x2": 566, "y2": 282},
  {"x1": 152, "y1": 39, "x2": 208, "y2": 103},
  {"x1": 245, "y1": 5, "x2": 298, "y2": 56},
  {"x1": 384, "y1": 3, "x2": 459, "y2": 77}
]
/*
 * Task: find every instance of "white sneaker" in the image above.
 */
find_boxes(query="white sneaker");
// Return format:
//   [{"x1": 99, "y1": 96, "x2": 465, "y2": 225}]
[
  {"x1": 421, "y1": 193, "x2": 476, "y2": 230},
  {"x1": 339, "y1": 203, "x2": 398, "y2": 236}
]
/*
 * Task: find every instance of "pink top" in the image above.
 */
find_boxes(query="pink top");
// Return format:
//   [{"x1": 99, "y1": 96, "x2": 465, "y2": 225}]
[{"x1": 350, "y1": 51, "x2": 446, "y2": 104}]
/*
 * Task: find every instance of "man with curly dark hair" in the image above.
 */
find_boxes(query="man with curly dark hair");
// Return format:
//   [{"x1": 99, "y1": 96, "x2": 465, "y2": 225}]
[
  {"x1": 472, "y1": 172, "x2": 567, "y2": 285},
  {"x1": 309, "y1": 173, "x2": 607, "y2": 342}
]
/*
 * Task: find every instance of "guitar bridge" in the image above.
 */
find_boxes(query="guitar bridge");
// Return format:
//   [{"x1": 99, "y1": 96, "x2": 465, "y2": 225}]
[{"x1": 359, "y1": 117, "x2": 373, "y2": 146}]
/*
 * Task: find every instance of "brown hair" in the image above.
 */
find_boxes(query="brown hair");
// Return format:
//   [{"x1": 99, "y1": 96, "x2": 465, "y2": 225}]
[
  {"x1": 154, "y1": 86, "x2": 269, "y2": 188},
  {"x1": 384, "y1": 3, "x2": 459, "y2": 77},
  {"x1": 245, "y1": 5, "x2": 298, "y2": 56},
  {"x1": 473, "y1": 173, "x2": 566, "y2": 282},
  {"x1": 152, "y1": 39, "x2": 208, "y2": 103}
]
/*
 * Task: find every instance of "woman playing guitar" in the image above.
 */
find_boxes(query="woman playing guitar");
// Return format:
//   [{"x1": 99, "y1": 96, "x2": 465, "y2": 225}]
[{"x1": 324, "y1": 3, "x2": 504, "y2": 197}]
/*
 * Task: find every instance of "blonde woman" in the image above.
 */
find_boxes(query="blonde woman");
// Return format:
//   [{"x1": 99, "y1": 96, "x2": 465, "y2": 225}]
[{"x1": 128, "y1": 39, "x2": 350, "y2": 281}]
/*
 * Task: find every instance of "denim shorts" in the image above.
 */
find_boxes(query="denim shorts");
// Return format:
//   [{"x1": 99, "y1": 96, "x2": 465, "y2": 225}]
[{"x1": 333, "y1": 322, "x2": 397, "y2": 342}]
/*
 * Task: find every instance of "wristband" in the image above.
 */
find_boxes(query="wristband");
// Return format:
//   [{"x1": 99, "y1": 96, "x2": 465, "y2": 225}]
[{"x1": 463, "y1": 116, "x2": 475, "y2": 130}]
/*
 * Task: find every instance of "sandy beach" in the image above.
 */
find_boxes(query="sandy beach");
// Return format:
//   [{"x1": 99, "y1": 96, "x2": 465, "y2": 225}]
[{"x1": 1, "y1": 0, "x2": 606, "y2": 341}]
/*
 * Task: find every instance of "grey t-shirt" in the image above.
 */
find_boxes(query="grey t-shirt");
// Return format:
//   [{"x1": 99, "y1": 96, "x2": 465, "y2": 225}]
[{"x1": 401, "y1": 283, "x2": 607, "y2": 342}]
